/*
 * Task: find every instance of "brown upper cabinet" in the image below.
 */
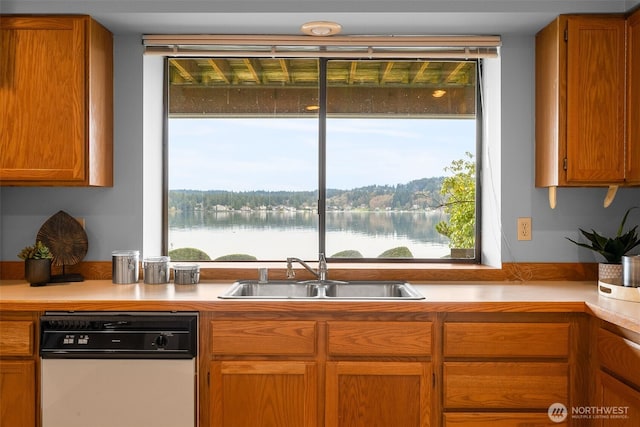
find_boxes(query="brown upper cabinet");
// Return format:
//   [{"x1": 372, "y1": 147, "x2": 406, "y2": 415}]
[
  {"x1": 0, "y1": 15, "x2": 113, "y2": 187},
  {"x1": 535, "y1": 14, "x2": 639, "y2": 206},
  {"x1": 627, "y1": 8, "x2": 640, "y2": 184}
]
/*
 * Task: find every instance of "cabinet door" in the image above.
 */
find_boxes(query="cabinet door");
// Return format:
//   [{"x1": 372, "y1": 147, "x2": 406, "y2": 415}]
[
  {"x1": 325, "y1": 361, "x2": 431, "y2": 427},
  {"x1": 627, "y1": 9, "x2": 640, "y2": 184},
  {"x1": 0, "y1": 360, "x2": 36, "y2": 427},
  {"x1": 210, "y1": 361, "x2": 317, "y2": 427},
  {"x1": 598, "y1": 328, "x2": 640, "y2": 389},
  {"x1": 566, "y1": 16, "x2": 626, "y2": 183},
  {"x1": 597, "y1": 372, "x2": 640, "y2": 427},
  {"x1": 0, "y1": 16, "x2": 113, "y2": 186},
  {"x1": 0, "y1": 17, "x2": 87, "y2": 183}
]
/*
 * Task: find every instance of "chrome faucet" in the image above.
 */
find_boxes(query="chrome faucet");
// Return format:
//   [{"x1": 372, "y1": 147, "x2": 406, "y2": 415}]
[{"x1": 286, "y1": 253, "x2": 328, "y2": 282}]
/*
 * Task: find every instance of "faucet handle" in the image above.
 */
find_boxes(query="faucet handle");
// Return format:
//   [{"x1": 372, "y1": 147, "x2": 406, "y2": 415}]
[
  {"x1": 286, "y1": 259, "x2": 296, "y2": 279},
  {"x1": 318, "y1": 253, "x2": 328, "y2": 281},
  {"x1": 318, "y1": 253, "x2": 327, "y2": 270}
]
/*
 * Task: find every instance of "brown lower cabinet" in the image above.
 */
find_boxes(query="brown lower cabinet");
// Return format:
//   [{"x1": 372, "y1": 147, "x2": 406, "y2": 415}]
[
  {"x1": 203, "y1": 313, "x2": 584, "y2": 427},
  {"x1": 441, "y1": 315, "x2": 574, "y2": 427},
  {"x1": 0, "y1": 314, "x2": 38, "y2": 427},
  {"x1": 0, "y1": 361, "x2": 36, "y2": 426},
  {"x1": 325, "y1": 361, "x2": 431, "y2": 427},
  {"x1": 206, "y1": 318, "x2": 320, "y2": 427},
  {"x1": 210, "y1": 360, "x2": 318, "y2": 427},
  {"x1": 595, "y1": 324, "x2": 640, "y2": 427},
  {"x1": 325, "y1": 320, "x2": 432, "y2": 427},
  {"x1": 596, "y1": 372, "x2": 640, "y2": 427},
  {"x1": 3, "y1": 309, "x2": 640, "y2": 427},
  {"x1": 204, "y1": 315, "x2": 433, "y2": 427}
]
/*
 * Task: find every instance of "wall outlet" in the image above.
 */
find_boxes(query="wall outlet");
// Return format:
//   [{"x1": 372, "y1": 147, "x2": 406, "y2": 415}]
[{"x1": 517, "y1": 217, "x2": 532, "y2": 241}]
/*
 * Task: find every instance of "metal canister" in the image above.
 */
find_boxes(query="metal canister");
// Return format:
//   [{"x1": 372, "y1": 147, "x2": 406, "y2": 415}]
[
  {"x1": 622, "y1": 255, "x2": 640, "y2": 287},
  {"x1": 173, "y1": 264, "x2": 200, "y2": 285},
  {"x1": 112, "y1": 250, "x2": 140, "y2": 284},
  {"x1": 143, "y1": 256, "x2": 170, "y2": 284}
]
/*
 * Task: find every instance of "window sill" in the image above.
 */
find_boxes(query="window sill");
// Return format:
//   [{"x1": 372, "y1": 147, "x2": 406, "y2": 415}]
[
  {"x1": 195, "y1": 261, "x2": 597, "y2": 282},
  {"x1": 0, "y1": 261, "x2": 597, "y2": 282}
]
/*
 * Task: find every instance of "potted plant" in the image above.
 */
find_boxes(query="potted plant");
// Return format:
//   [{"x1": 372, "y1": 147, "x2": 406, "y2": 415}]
[
  {"x1": 566, "y1": 207, "x2": 640, "y2": 283},
  {"x1": 435, "y1": 152, "x2": 476, "y2": 258},
  {"x1": 17, "y1": 240, "x2": 53, "y2": 286}
]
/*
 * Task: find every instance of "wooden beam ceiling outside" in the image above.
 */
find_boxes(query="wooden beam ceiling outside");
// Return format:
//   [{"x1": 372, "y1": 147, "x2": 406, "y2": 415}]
[
  {"x1": 168, "y1": 58, "x2": 476, "y2": 117},
  {"x1": 206, "y1": 59, "x2": 231, "y2": 84}
]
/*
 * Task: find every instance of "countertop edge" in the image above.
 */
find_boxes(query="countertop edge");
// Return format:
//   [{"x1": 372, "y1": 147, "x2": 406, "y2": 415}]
[{"x1": 1, "y1": 280, "x2": 638, "y2": 334}]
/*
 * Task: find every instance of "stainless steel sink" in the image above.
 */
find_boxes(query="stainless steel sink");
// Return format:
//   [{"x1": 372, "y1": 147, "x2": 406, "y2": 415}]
[
  {"x1": 218, "y1": 280, "x2": 320, "y2": 299},
  {"x1": 218, "y1": 280, "x2": 424, "y2": 300},
  {"x1": 323, "y1": 281, "x2": 424, "y2": 299}
]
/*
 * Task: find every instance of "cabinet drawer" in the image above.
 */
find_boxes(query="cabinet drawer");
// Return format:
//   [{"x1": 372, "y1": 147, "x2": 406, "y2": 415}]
[
  {"x1": 0, "y1": 321, "x2": 34, "y2": 356},
  {"x1": 444, "y1": 322, "x2": 570, "y2": 358},
  {"x1": 443, "y1": 362, "x2": 568, "y2": 409},
  {"x1": 443, "y1": 412, "x2": 567, "y2": 426},
  {"x1": 598, "y1": 328, "x2": 640, "y2": 388},
  {"x1": 327, "y1": 321, "x2": 431, "y2": 357},
  {"x1": 211, "y1": 320, "x2": 316, "y2": 356}
]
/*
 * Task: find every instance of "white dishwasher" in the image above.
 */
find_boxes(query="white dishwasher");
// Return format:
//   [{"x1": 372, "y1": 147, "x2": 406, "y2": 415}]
[{"x1": 40, "y1": 312, "x2": 198, "y2": 427}]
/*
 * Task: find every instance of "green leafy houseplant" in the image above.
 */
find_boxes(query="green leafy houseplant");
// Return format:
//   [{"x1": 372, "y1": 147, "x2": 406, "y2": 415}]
[
  {"x1": 566, "y1": 207, "x2": 640, "y2": 264},
  {"x1": 435, "y1": 152, "x2": 476, "y2": 250},
  {"x1": 17, "y1": 240, "x2": 53, "y2": 260}
]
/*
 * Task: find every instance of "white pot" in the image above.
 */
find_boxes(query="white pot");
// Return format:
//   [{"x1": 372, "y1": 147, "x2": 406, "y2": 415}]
[{"x1": 598, "y1": 263, "x2": 622, "y2": 285}]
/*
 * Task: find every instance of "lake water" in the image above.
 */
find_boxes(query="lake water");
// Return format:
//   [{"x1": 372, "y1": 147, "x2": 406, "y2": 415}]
[{"x1": 168, "y1": 210, "x2": 451, "y2": 260}]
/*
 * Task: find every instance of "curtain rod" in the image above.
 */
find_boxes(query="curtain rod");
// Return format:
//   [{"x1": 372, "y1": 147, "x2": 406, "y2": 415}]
[
  {"x1": 143, "y1": 34, "x2": 501, "y2": 48},
  {"x1": 145, "y1": 47, "x2": 498, "y2": 59},
  {"x1": 143, "y1": 35, "x2": 500, "y2": 59}
]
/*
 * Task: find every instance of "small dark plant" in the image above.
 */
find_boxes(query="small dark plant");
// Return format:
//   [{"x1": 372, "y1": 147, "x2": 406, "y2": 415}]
[
  {"x1": 566, "y1": 207, "x2": 640, "y2": 263},
  {"x1": 17, "y1": 241, "x2": 53, "y2": 260}
]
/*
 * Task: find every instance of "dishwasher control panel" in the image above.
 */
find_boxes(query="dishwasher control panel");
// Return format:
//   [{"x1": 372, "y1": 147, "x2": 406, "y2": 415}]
[{"x1": 40, "y1": 312, "x2": 197, "y2": 359}]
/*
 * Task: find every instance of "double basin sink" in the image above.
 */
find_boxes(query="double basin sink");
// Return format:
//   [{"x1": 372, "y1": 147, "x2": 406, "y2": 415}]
[{"x1": 219, "y1": 280, "x2": 424, "y2": 300}]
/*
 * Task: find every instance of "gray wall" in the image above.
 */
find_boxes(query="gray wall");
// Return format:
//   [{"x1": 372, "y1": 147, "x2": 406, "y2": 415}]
[
  {"x1": 0, "y1": 36, "x2": 145, "y2": 262},
  {"x1": 1, "y1": 20, "x2": 639, "y2": 264},
  {"x1": 498, "y1": 35, "x2": 640, "y2": 263}
]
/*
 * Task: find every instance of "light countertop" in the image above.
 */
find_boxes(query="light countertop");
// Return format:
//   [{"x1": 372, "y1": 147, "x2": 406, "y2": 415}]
[{"x1": 1, "y1": 280, "x2": 638, "y2": 333}]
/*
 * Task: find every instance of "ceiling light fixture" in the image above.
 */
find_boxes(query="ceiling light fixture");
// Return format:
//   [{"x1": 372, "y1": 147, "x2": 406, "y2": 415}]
[
  {"x1": 432, "y1": 89, "x2": 447, "y2": 98},
  {"x1": 300, "y1": 21, "x2": 342, "y2": 37}
]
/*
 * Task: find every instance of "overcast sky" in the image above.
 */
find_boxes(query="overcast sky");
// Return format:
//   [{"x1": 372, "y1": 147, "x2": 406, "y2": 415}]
[{"x1": 168, "y1": 117, "x2": 476, "y2": 191}]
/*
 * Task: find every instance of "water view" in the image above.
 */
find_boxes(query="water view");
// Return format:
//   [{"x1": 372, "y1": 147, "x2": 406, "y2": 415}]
[
  {"x1": 168, "y1": 210, "x2": 450, "y2": 260},
  {"x1": 167, "y1": 58, "x2": 478, "y2": 262}
]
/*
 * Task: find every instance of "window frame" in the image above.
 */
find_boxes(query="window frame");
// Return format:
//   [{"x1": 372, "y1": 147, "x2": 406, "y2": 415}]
[{"x1": 161, "y1": 54, "x2": 485, "y2": 264}]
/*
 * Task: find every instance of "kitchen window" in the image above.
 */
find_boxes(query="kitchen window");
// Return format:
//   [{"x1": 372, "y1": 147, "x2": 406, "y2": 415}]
[{"x1": 147, "y1": 35, "x2": 499, "y2": 263}]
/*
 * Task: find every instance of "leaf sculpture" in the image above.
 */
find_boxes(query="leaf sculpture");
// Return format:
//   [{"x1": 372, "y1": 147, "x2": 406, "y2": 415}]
[{"x1": 36, "y1": 210, "x2": 88, "y2": 267}]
